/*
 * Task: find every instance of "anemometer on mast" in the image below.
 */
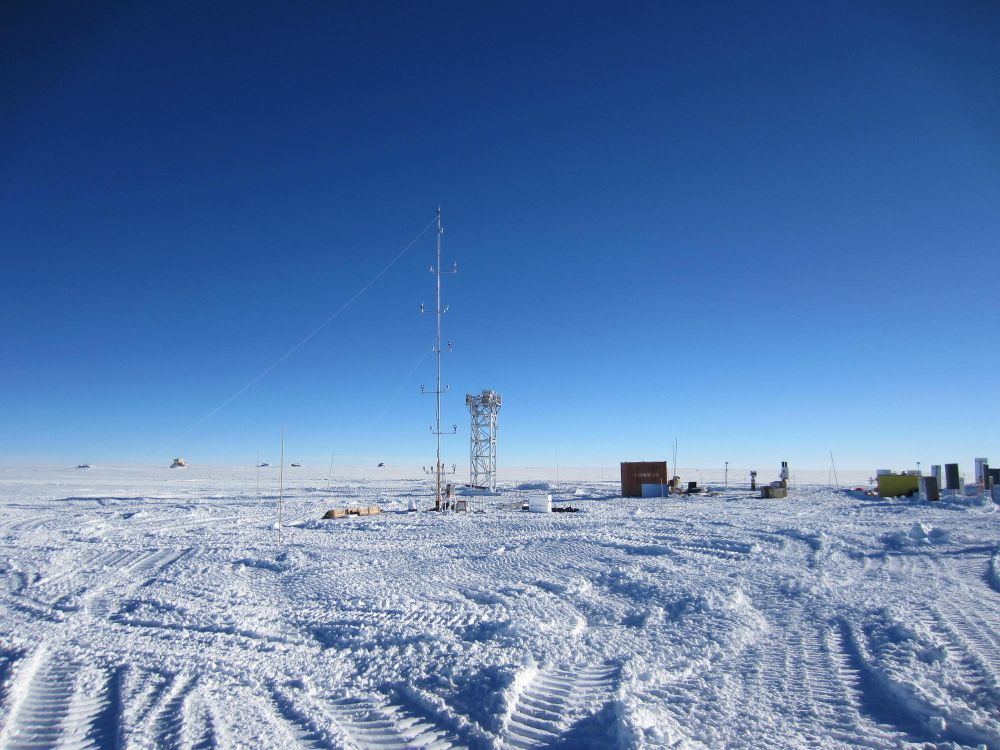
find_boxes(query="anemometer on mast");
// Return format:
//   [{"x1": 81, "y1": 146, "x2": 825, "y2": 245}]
[{"x1": 420, "y1": 207, "x2": 458, "y2": 511}]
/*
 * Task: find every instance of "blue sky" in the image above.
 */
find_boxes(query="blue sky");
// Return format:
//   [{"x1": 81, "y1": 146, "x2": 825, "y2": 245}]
[{"x1": 1, "y1": 1, "x2": 998, "y2": 471}]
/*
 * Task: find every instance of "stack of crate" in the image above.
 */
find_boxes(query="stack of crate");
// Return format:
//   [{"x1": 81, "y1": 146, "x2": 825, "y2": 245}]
[{"x1": 322, "y1": 506, "x2": 381, "y2": 519}]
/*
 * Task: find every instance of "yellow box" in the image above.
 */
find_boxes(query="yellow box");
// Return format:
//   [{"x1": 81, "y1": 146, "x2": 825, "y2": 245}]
[{"x1": 877, "y1": 474, "x2": 919, "y2": 498}]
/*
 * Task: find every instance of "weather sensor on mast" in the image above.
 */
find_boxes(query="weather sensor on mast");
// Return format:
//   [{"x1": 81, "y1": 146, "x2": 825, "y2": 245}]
[{"x1": 420, "y1": 207, "x2": 458, "y2": 511}]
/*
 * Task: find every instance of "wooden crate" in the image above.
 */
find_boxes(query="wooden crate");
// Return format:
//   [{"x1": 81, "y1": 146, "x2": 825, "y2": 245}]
[{"x1": 324, "y1": 506, "x2": 382, "y2": 519}]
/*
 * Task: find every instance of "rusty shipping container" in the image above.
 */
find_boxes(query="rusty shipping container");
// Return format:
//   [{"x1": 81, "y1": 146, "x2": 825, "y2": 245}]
[{"x1": 620, "y1": 461, "x2": 669, "y2": 497}]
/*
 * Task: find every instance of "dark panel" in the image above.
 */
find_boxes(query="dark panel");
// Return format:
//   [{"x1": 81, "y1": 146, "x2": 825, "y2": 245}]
[
  {"x1": 921, "y1": 476, "x2": 940, "y2": 501},
  {"x1": 945, "y1": 463, "x2": 960, "y2": 490}
]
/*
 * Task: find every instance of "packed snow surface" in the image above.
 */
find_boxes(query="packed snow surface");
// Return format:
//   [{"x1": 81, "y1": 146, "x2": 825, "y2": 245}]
[{"x1": 1, "y1": 465, "x2": 1000, "y2": 749}]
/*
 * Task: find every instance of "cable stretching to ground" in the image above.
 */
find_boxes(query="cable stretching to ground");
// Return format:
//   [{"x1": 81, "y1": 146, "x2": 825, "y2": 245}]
[
  {"x1": 358, "y1": 347, "x2": 432, "y2": 445},
  {"x1": 164, "y1": 215, "x2": 437, "y2": 450}
]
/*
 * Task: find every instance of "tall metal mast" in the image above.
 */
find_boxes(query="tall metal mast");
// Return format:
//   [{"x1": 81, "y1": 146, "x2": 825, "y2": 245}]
[{"x1": 421, "y1": 207, "x2": 457, "y2": 510}]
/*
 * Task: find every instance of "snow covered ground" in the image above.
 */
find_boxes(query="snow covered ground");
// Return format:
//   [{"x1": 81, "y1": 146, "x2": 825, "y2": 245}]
[{"x1": 1, "y1": 465, "x2": 999, "y2": 749}]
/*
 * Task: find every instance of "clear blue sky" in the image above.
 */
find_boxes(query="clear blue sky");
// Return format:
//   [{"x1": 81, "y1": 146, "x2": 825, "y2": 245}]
[{"x1": 2, "y1": 1, "x2": 998, "y2": 472}]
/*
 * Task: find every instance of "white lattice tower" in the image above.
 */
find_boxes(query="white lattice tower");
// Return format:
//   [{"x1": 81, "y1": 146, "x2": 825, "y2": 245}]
[{"x1": 466, "y1": 390, "x2": 502, "y2": 491}]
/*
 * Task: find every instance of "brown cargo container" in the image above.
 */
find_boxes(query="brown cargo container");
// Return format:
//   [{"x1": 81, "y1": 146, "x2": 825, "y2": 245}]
[{"x1": 620, "y1": 461, "x2": 669, "y2": 497}]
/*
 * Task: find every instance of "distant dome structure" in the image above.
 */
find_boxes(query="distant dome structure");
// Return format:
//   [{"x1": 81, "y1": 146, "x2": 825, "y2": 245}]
[{"x1": 170, "y1": 457, "x2": 188, "y2": 468}]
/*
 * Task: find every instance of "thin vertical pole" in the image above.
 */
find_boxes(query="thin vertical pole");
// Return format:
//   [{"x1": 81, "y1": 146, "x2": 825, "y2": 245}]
[
  {"x1": 435, "y1": 208, "x2": 443, "y2": 510},
  {"x1": 256, "y1": 450, "x2": 259, "y2": 499},
  {"x1": 278, "y1": 427, "x2": 285, "y2": 546}
]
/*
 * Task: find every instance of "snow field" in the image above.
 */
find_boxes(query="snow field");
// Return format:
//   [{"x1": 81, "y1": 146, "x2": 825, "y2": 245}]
[{"x1": 0, "y1": 466, "x2": 999, "y2": 748}]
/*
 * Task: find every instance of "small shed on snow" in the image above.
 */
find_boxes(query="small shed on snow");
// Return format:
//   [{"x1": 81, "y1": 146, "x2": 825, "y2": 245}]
[{"x1": 621, "y1": 461, "x2": 668, "y2": 497}]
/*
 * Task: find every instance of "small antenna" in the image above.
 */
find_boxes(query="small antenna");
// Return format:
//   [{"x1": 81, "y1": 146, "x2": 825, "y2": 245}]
[
  {"x1": 278, "y1": 426, "x2": 285, "y2": 546},
  {"x1": 326, "y1": 450, "x2": 335, "y2": 493}
]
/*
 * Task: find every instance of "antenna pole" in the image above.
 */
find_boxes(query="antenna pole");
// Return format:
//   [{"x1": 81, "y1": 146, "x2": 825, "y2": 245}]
[
  {"x1": 673, "y1": 437, "x2": 678, "y2": 487},
  {"x1": 420, "y1": 207, "x2": 458, "y2": 510},
  {"x1": 435, "y1": 208, "x2": 443, "y2": 510},
  {"x1": 278, "y1": 426, "x2": 285, "y2": 545}
]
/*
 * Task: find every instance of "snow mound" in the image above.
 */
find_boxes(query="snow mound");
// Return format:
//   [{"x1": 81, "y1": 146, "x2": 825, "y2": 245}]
[{"x1": 883, "y1": 522, "x2": 950, "y2": 549}]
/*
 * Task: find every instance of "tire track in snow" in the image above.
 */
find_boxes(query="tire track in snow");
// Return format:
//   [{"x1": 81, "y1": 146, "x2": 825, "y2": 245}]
[
  {"x1": 28, "y1": 546, "x2": 191, "y2": 616},
  {"x1": 780, "y1": 627, "x2": 869, "y2": 746},
  {"x1": 119, "y1": 668, "x2": 172, "y2": 748},
  {"x1": 144, "y1": 673, "x2": 199, "y2": 749},
  {"x1": 29, "y1": 548, "x2": 193, "y2": 619},
  {"x1": 724, "y1": 602, "x2": 907, "y2": 748},
  {"x1": 270, "y1": 683, "x2": 465, "y2": 750},
  {"x1": 223, "y1": 691, "x2": 317, "y2": 749},
  {"x1": 60, "y1": 666, "x2": 123, "y2": 750},
  {"x1": 178, "y1": 688, "x2": 226, "y2": 750},
  {"x1": 935, "y1": 600, "x2": 1000, "y2": 679},
  {"x1": 651, "y1": 531, "x2": 756, "y2": 562},
  {"x1": 821, "y1": 625, "x2": 909, "y2": 748},
  {"x1": 305, "y1": 599, "x2": 487, "y2": 651},
  {"x1": 125, "y1": 512, "x2": 242, "y2": 536},
  {"x1": 267, "y1": 684, "x2": 333, "y2": 748},
  {"x1": 0, "y1": 515, "x2": 59, "y2": 535},
  {"x1": 0, "y1": 652, "x2": 120, "y2": 750},
  {"x1": 146, "y1": 676, "x2": 229, "y2": 750},
  {"x1": 839, "y1": 615, "x2": 1000, "y2": 748},
  {"x1": 502, "y1": 661, "x2": 619, "y2": 749},
  {"x1": 327, "y1": 695, "x2": 464, "y2": 749},
  {"x1": 949, "y1": 554, "x2": 1000, "y2": 601},
  {"x1": 0, "y1": 650, "x2": 23, "y2": 713},
  {"x1": 0, "y1": 650, "x2": 76, "y2": 750},
  {"x1": 914, "y1": 606, "x2": 995, "y2": 693},
  {"x1": 83, "y1": 547, "x2": 193, "y2": 619}
]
